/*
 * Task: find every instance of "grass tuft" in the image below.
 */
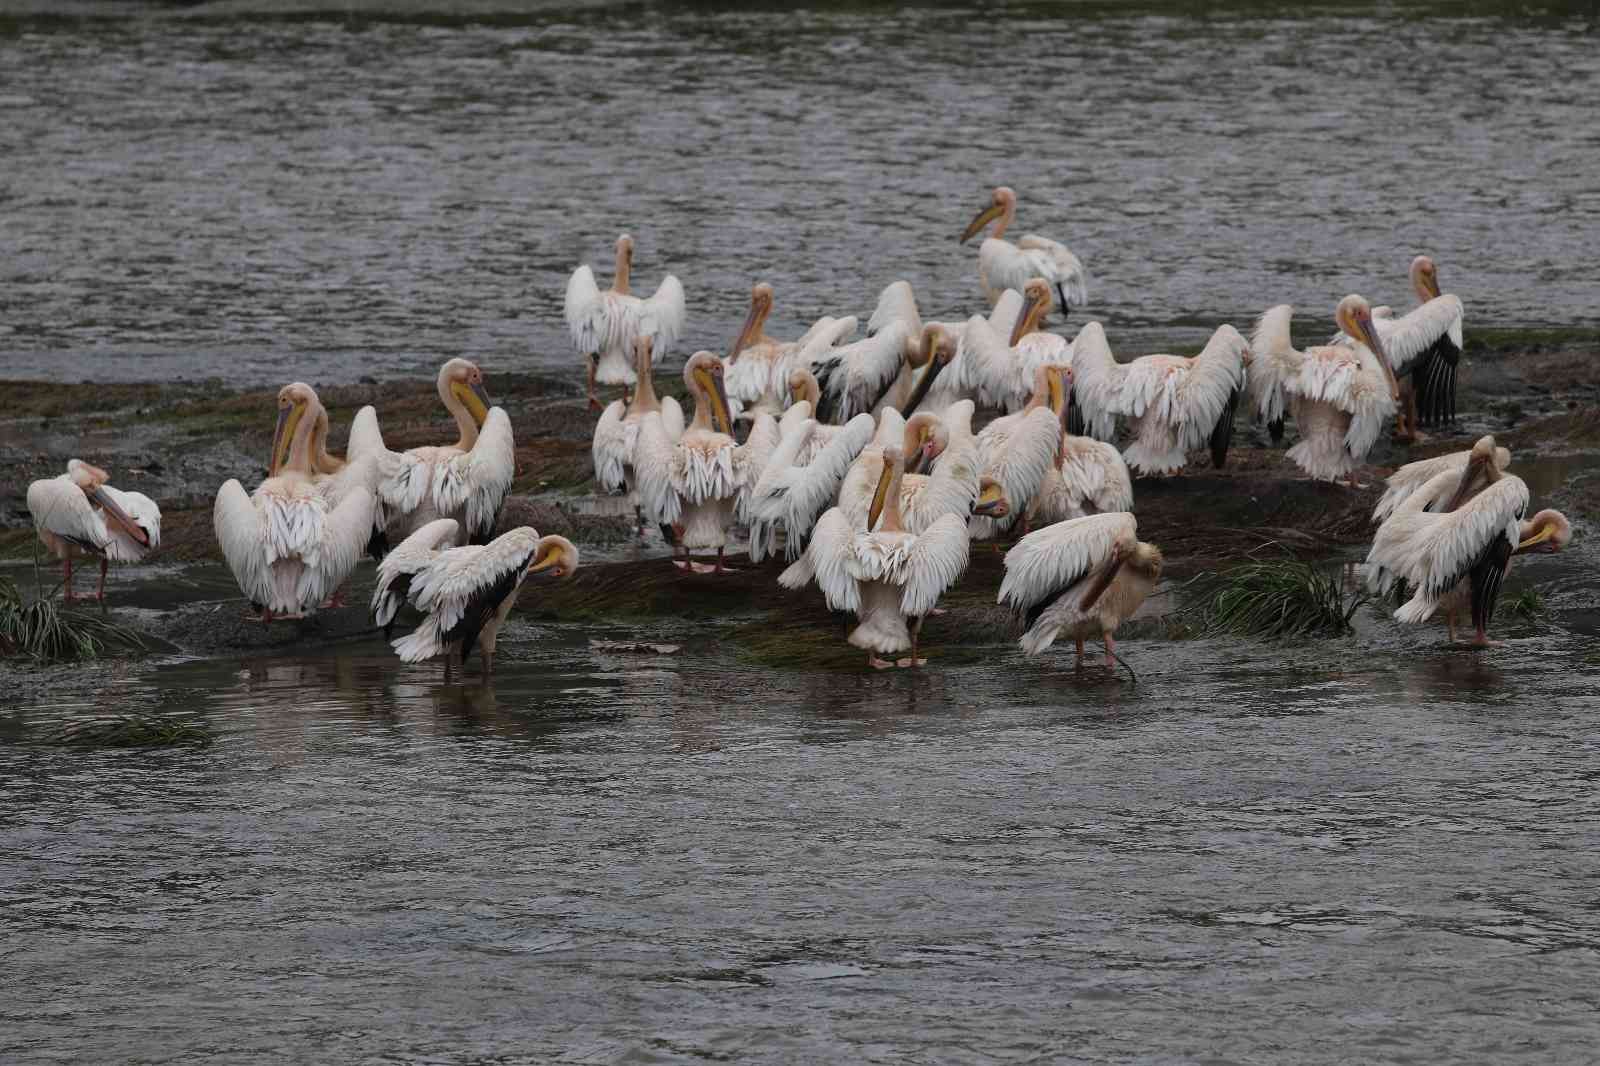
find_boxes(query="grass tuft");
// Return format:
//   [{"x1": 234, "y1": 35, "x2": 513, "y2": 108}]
[
  {"x1": 46, "y1": 713, "x2": 212, "y2": 748},
  {"x1": 0, "y1": 576, "x2": 147, "y2": 661},
  {"x1": 1507, "y1": 588, "x2": 1544, "y2": 618},
  {"x1": 1181, "y1": 562, "x2": 1366, "y2": 639}
]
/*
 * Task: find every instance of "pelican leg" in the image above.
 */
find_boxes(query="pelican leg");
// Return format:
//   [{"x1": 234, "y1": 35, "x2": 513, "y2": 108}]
[
  {"x1": 444, "y1": 648, "x2": 454, "y2": 683},
  {"x1": 96, "y1": 558, "x2": 108, "y2": 602},
  {"x1": 1467, "y1": 624, "x2": 1501, "y2": 648},
  {"x1": 1056, "y1": 284, "x2": 1071, "y2": 322},
  {"x1": 481, "y1": 644, "x2": 493, "y2": 677},
  {"x1": 714, "y1": 547, "x2": 739, "y2": 574},
  {"x1": 63, "y1": 555, "x2": 74, "y2": 602},
  {"x1": 897, "y1": 617, "x2": 928, "y2": 669},
  {"x1": 1103, "y1": 633, "x2": 1117, "y2": 674},
  {"x1": 1446, "y1": 610, "x2": 1458, "y2": 644},
  {"x1": 868, "y1": 651, "x2": 895, "y2": 670},
  {"x1": 1074, "y1": 637, "x2": 1085, "y2": 670},
  {"x1": 586, "y1": 353, "x2": 601, "y2": 412}
]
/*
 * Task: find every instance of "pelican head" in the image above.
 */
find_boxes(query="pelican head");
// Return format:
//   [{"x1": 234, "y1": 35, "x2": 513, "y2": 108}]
[
  {"x1": 66, "y1": 459, "x2": 147, "y2": 547},
  {"x1": 1011, "y1": 278, "x2": 1053, "y2": 344},
  {"x1": 973, "y1": 477, "x2": 1009, "y2": 518},
  {"x1": 1443, "y1": 434, "x2": 1503, "y2": 512},
  {"x1": 1335, "y1": 294, "x2": 1398, "y2": 402},
  {"x1": 1516, "y1": 509, "x2": 1571, "y2": 554},
  {"x1": 66, "y1": 458, "x2": 109, "y2": 491},
  {"x1": 869, "y1": 447, "x2": 904, "y2": 529},
  {"x1": 441, "y1": 358, "x2": 492, "y2": 427},
  {"x1": 960, "y1": 185, "x2": 1017, "y2": 244},
  {"x1": 903, "y1": 327, "x2": 956, "y2": 415},
  {"x1": 528, "y1": 534, "x2": 580, "y2": 579},
  {"x1": 1410, "y1": 255, "x2": 1441, "y2": 301},
  {"x1": 904, "y1": 412, "x2": 947, "y2": 475},
  {"x1": 729, "y1": 282, "x2": 775, "y2": 361},
  {"x1": 787, "y1": 366, "x2": 820, "y2": 408},
  {"x1": 272, "y1": 382, "x2": 319, "y2": 477},
  {"x1": 685, "y1": 351, "x2": 733, "y2": 435}
]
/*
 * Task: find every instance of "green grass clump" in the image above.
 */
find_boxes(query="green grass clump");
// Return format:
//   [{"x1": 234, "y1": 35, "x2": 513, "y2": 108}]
[
  {"x1": 1182, "y1": 562, "x2": 1366, "y2": 639},
  {"x1": 1507, "y1": 588, "x2": 1545, "y2": 618},
  {"x1": 46, "y1": 713, "x2": 212, "y2": 748},
  {"x1": 0, "y1": 577, "x2": 146, "y2": 661}
]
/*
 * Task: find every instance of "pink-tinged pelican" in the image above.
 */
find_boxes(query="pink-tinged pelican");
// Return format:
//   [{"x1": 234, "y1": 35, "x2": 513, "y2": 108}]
[
  {"x1": 565, "y1": 234, "x2": 686, "y2": 411},
  {"x1": 1249, "y1": 297, "x2": 1399, "y2": 485},
  {"x1": 724, "y1": 282, "x2": 857, "y2": 423},
  {"x1": 781, "y1": 448, "x2": 970, "y2": 669},
  {"x1": 391, "y1": 526, "x2": 578, "y2": 676},
  {"x1": 27, "y1": 459, "x2": 160, "y2": 601},
  {"x1": 308, "y1": 406, "x2": 389, "y2": 561},
  {"x1": 960, "y1": 279, "x2": 1078, "y2": 414},
  {"x1": 999, "y1": 512, "x2": 1163, "y2": 672},
  {"x1": 834, "y1": 409, "x2": 949, "y2": 532},
  {"x1": 592, "y1": 337, "x2": 686, "y2": 537},
  {"x1": 797, "y1": 318, "x2": 945, "y2": 425},
  {"x1": 897, "y1": 292, "x2": 1028, "y2": 419},
  {"x1": 1069, "y1": 322, "x2": 1252, "y2": 474},
  {"x1": 348, "y1": 358, "x2": 516, "y2": 544},
  {"x1": 634, "y1": 352, "x2": 776, "y2": 572},
  {"x1": 960, "y1": 186, "x2": 1090, "y2": 317},
  {"x1": 371, "y1": 517, "x2": 460, "y2": 637},
  {"x1": 970, "y1": 368, "x2": 1071, "y2": 540},
  {"x1": 214, "y1": 384, "x2": 376, "y2": 620},
  {"x1": 1027, "y1": 435, "x2": 1135, "y2": 527},
  {"x1": 1365, "y1": 438, "x2": 1570, "y2": 644},
  {"x1": 1334, "y1": 256, "x2": 1463, "y2": 440},
  {"x1": 1372, "y1": 436, "x2": 1511, "y2": 524}
]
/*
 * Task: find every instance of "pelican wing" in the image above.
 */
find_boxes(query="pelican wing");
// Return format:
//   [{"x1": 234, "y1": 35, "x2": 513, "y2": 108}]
[
  {"x1": 868, "y1": 280, "x2": 921, "y2": 337},
  {"x1": 795, "y1": 314, "x2": 858, "y2": 352},
  {"x1": 1289, "y1": 346, "x2": 1397, "y2": 462},
  {"x1": 987, "y1": 288, "x2": 1026, "y2": 339},
  {"x1": 1372, "y1": 296, "x2": 1464, "y2": 375},
  {"x1": 633, "y1": 411, "x2": 682, "y2": 526},
  {"x1": 96, "y1": 484, "x2": 162, "y2": 562},
  {"x1": 1060, "y1": 437, "x2": 1134, "y2": 513},
  {"x1": 345, "y1": 405, "x2": 390, "y2": 463},
  {"x1": 1248, "y1": 304, "x2": 1303, "y2": 427},
  {"x1": 27, "y1": 475, "x2": 107, "y2": 552},
  {"x1": 591, "y1": 399, "x2": 631, "y2": 492},
  {"x1": 213, "y1": 479, "x2": 267, "y2": 604},
  {"x1": 785, "y1": 506, "x2": 860, "y2": 613},
  {"x1": 807, "y1": 321, "x2": 910, "y2": 424},
  {"x1": 735, "y1": 411, "x2": 781, "y2": 503},
  {"x1": 659, "y1": 395, "x2": 686, "y2": 442},
  {"x1": 1064, "y1": 321, "x2": 1125, "y2": 440},
  {"x1": 1372, "y1": 444, "x2": 1508, "y2": 524},
  {"x1": 774, "y1": 413, "x2": 875, "y2": 544},
  {"x1": 1145, "y1": 324, "x2": 1251, "y2": 460},
  {"x1": 295, "y1": 485, "x2": 375, "y2": 608},
  {"x1": 957, "y1": 314, "x2": 1016, "y2": 408},
  {"x1": 372, "y1": 517, "x2": 460, "y2": 627},
  {"x1": 1017, "y1": 233, "x2": 1090, "y2": 310},
  {"x1": 435, "y1": 407, "x2": 515, "y2": 543},
  {"x1": 1410, "y1": 476, "x2": 1528, "y2": 601},
  {"x1": 998, "y1": 512, "x2": 1135, "y2": 611},
  {"x1": 564, "y1": 265, "x2": 607, "y2": 354},
  {"x1": 640, "y1": 275, "x2": 687, "y2": 358},
  {"x1": 899, "y1": 514, "x2": 970, "y2": 617}
]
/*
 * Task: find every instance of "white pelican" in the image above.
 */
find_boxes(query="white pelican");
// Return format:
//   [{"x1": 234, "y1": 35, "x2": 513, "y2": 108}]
[
  {"x1": 898, "y1": 292, "x2": 1028, "y2": 419},
  {"x1": 1249, "y1": 297, "x2": 1399, "y2": 484},
  {"x1": 214, "y1": 383, "x2": 376, "y2": 620},
  {"x1": 835, "y1": 409, "x2": 949, "y2": 532},
  {"x1": 746, "y1": 379, "x2": 875, "y2": 561},
  {"x1": 308, "y1": 404, "x2": 389, "y2": 559},
  {"x1": 565, "y1": 233, "x2": 686, "y2": 411},
  {"x1": 723, "y1": 282, "x2": 856, "y2": 422},
  {"x1": 349, "y1": 358, "x2": 516, "y2": 544},
  {"x1": 970, "y1": 368, "x2": 1070, "y2": 540},
  {"x1": 371, "y1": 517, "x2": 460, "y2": 637},
  {"x1": 782, "y1": 447, "x2": 970, "y2": 669},
  {"x1": 635, "y1": 352, "x2": 775, "y2": 572},
  {"x1": 1366, "y1": 440, "x2": 1570, "y2": 645},
  {"x1": 1372, "y1": 436, "x2": 1511, "y2": 524},
  {"x1": 958, "y1": 278, "x2": 1080, "y2": 414},
  {"x1": 1334, "y1": 255, "x2": 1463, "y2": 440},
  {"x1": 26, "y1": 459, "x2": 160, "y2": 601},
  {"x1": 592, "y1": 337, "x2": 686, "y2": 536},
  {"x1": 391, "y1": 526, "x2": 579, "y2": 676},
  {"x1": 1027, "y1": 435, "x2": 1135, "y2": 527},
  {"x1": 796, "y1": 317, "x2": 938, "y2": 424},
  {"x1": 999, "y1": 512, "x2": 1163, "y2": 672},
  {"x1": 959, "y1": 186, "x2": 1089, "y2": 317}
]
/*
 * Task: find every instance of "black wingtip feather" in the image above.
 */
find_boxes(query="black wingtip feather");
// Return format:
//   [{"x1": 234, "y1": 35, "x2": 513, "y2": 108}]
[{"x1": 1210, "y1": 387, "x2": 1241, "y2": 469}]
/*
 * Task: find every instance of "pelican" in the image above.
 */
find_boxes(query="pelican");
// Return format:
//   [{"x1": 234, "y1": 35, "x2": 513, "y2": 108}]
[
  {"x1": 898, "y1": 292, "x2": 1027, "y2": 419},
  {"x1": 746, "y1": 379, "x2": 875, "y2": 561},
  {"x1": 1366, "y1": 439, "x2": 1570, "y2": 645},
  {"x1": 348, "y1": 358, "x2": 516, "y2": 544},
  {"x1": 391, "y1": 526, "x2": 579, "y2": 676},
  {"x1": 724, "y1": 282, "x2": 856, "y2": 422},
  {"x1": 834, "y1": 409, "x2": 949, "y2": 532},
  {"x1": 592, "y1": 337, "x2": 686, "y2": 536},
  {"x1": 999, "y1": 513, "x2": 1163, "y2": 672},
  {"x1": 1071, "y1": 322, "x2": 1250, "y2": 475},
  {"x1": 958, "y1": 279, "x2": 1079, "y2": 414},
  {"x1": 371, "y1": 517, "x2": 460, "y2": 637},
  {"x1": 959, "y1": 186, "x2": 1089, "y2": 317},
  {"x1": 1334, "y1": 255, "x2": 1463, "y2": 440},
  {"x1": 1248, "y1": 297, "x2": 1399, "y2": 484},
  {"x1": 796, "y1": 317, "x2": 936, "y2": 424},
  {"x1": 970, "y1": 368, "x2": 1071, "y2": 540},
  {"x1": 214, "y1": 383, "x2": 376, "y2": 620},
  {"x1": 781, "y1": 448, "x2": 970, "y2": 669},
  {"x1": 565, "y1": 233, "x2": 686, "y2": 411},
  {"x1": 1372, "y1": 436, "x2": 1511, "y2": 524},
  {"x1": 1027, "y1": 435, "x2": 1135, "y2": 527},
  {"x1": 635, "y1": 352, "x2": 775, "y2": 573},
  {"x1": 26, "y1": 459, "x2": 160, "y2": 601},
  {"x1": 308, "y1": 404, "x2": 389, "y2": 559}
]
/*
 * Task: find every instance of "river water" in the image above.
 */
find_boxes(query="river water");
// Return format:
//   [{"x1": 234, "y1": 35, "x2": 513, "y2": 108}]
[{"x1": 2, "y1": 1, "x2": 1598, "y2": 386}]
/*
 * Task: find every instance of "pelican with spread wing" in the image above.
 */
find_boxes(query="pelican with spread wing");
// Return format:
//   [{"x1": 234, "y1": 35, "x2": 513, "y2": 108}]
[
  {"x1": 592, "y1": 337, "x2": 686, "y2": 537},
  {"x1": 724, "y1": 282, "x2": 856, "y2": 423},
  {"x1": 1372, "y1": 436, "x2": 1511, "y2": 524},
  {"x1": 959, "y1": 279, "x2": 1078, "y2": 414},
  {"x1": 565, "y1": 233, "x2": 686, "y2": 410},
  {"x1": 27, "y1": 460, "x2": 160, "y2": 601},
  {"x1": 969, "y1": 368, "x2": 1072, "y2": 540},
  {"x1": 1027, "y1": 435, "x2": 1135, "y2": 528},
  {"x1": 960, "y1": 186, "x2": 1089, "y2": 318}
]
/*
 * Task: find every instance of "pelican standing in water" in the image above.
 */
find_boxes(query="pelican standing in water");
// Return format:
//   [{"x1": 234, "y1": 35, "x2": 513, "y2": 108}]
[
  {"x1": 724, "y1": 282, "x2": 856, "y2": 423},
  {"x1": 214, "y1": 384, "x2": 376, "y2": 620},
  {"x1": 349, "y1": 358, "x2": 516, "y2": 544},
  {"x1": 970, "y1": 367, "x2": 1071, "y2": 540},
  {"x1": 27, "y1": 460, "x2": 161, "y2": 601},
  {"x1": 782, "y1": 448, "x2": 970, "y2": 669},
  {"x1": 565, "y1": 233, "x2": 686, "y2": 411},
  {"x1": 371, "y1": 517, "x2": 460, "y2": 637},
  {"x1": 1249, "y1": 297, "x2": 1399, "y2": 485},
  {"x1": 1365, "y1": 438, "x2": 1570, "y2": 645},
  {"x1": 391, "y1": 527, "x2": 579, "y2": 677},
  {"x1": 1372, "y1": 436, "x2": 1511, "y2": 524},
  {"x1": 960, "y1": 186, "x2": 1089, "y2": 318},
  {"x1": 592, "y1": 337, "x2": 685, "y2": 537},
  {"x1": 999, "y1": 512, "x2": 1163, "y2": 674}
]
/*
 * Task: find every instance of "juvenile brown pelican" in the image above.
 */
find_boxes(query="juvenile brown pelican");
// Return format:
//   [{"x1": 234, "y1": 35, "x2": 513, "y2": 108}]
[
  {"x1": 27, "y1": 459, "x2": 160, "y2": 601},
  {"x1": 565, "y1": 233, "x2": 686, "y2": 410},
  {"x1": 960, "y1": 185, "x2": 1089, "y2": 317}
]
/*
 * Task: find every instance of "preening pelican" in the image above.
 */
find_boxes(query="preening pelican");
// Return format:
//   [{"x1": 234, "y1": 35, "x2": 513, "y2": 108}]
[
  {"x1": 349, "y1": 358, "x2": 516, "y2": 545},
  {"x1": 835, "y1": 409, "x2": 949, "y2": 532},
  {"x1": 214, "y1": 383, "x2": 376, "y2": 620},
  {"x1": 960, "y1": 186, "x2": 1089, "y2": 317},
  {"x1": 371, "y1": 517, "x2": 460, "y2": 637},
  {"x1": 746, "y1": 379, "x2": 875, "y2": 561},
  {"x1": 999, "y1": 512, "x2": 1163, "y2": 672},
  {"x1": 1027, "y1": 435, "x2": 1135, "y2": 527},
  {"x1": 781, "y1": 448, "x2": 970, "y2": 669},
  {"x1": 724, "y1": 282, "x2": 856, "y2": 422},
  {"x1": 797, "y1": 317, "x2": 937, "y2": 424},
  {"x1": 27, "y1": 459, "x2": 160, "y2": 601},
  {"x1": 1249, "y1": 297, "x2": 1399, "y2": 484},
  {"x1": 391, "y1": 527, "x2": 578, "y2": 676},
  {"x1": 960, "y1": 279, "x2": 1077, "y2": 414},
  {"x1": 565, "y1": 234, "x2": 686, "y2": 410},
  {"x1": 592, "y1": 337, "x2": 686, "y2": 536},
  {"x1": 1366, "y1": 438, "x2": 1570, "y2": 644},
  {"x1": 309, "y1": 405, "x2": 389, "y2": 560},
  {"x1": 635, "y1": 352, "x2": 774, "y2": 572},
  {"x1": 970, "y1": 368, "x2": 1071, "y2": 540},
  {"x1": 1372, "y1": 436, "x2": 1510, "y2": 524},
  {"x1": 1335, "y1": 256, "x2": 1463, "y2": 440},
  {"x1": 899, "y1": 292, "x2": 1027, "y2": 419}
]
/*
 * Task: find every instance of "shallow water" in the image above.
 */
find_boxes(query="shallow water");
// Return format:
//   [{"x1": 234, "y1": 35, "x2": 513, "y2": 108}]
[{"x1": 3, "y1": 2, "x2": 1599, "y2": 386}]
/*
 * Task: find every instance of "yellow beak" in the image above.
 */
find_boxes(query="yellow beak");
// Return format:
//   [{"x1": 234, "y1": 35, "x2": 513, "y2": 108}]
[
  {"x1": 271, "y1": 402, "x2": 305, "y2": 477},
  {"x1": 1517, "y1": 524, "x2": 1556, "y2": 551},
  {"x1": 453, "y1": 381, "x2": 492, "y2": 427},
  {"x1": 961, "y1": 202, "x2": 1004, "y2": 244},
  {"x1": 868, "y1": 461, "x2": 895, "y2": 529},
  {"x1": 695, "y1": 367, "x2": 733, "y2": 435}
]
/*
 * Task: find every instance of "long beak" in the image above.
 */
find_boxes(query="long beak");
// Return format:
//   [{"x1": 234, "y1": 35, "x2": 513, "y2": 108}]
[
  {"x1": 457, "y1": 381, "x2": 492, "y2": 426},
  {"x1": 868, "y1": 461, "x2": 895, "y2": 529},
  {"x1": 973, "y1": 483, "x2": 1008, "y2": 517},
  {"x1": 960, "y1": 202, "x2": 1004, "y2": 244},
  {"x1": 527, "y1": 548, "x2": 564, "y2": 577},
  {"x1": 1078, "y1": 554, "x2": 1125, "y2": 611},
  {"x1": 1045, "y1": 369, "x2": 1066, "y2": 414},
  {"x1": 729, "y1": 302, "x2": 763, "y2": 361},
  {"x1": 1441, "y1": 458, "x2": 1484, "y2": 513},
  {"x1": 909, "y1": 441, "x2": 936, "y2": 476},
  {"x1": 1011, "y1": 290, "x2": 1048, "y2": 345},
  {"x1": 902, "y1": 354, "x2": 946, "y2": 416},
  {"x1": 87, "y1": 487, "x2": 149, "y2": 547},
  {"x1": 1517, "y1": 524, "x2": 1556, "y2": 552},
  {"x1": 1361, "y1": 316, "x2": 1398, "y2": 399},
  {"x1": 696, "y1": 368, "x2": 733, "y2": 435},
  {"x1": 270, "y1": 405, "x2": 293, "y2": 477}
]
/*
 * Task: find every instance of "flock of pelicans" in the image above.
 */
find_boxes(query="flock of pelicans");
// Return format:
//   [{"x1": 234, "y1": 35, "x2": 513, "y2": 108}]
[{"x1": 23, "y1": 187, "x2": 1574, "y2": 677}]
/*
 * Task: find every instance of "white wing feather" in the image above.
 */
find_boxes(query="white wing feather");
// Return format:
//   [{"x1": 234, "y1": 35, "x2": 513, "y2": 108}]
[
  {"x1": 998, "y1": 512, "x2": 1135, "y2": 610},
  {"x1": 213, "y1": 479, "x2": 267, "y2": 605},
  {"x1": 634, "y1": 411, "x2": 682, "y2": 526},
  {"x1": 372, "y1": 517, "x2": 460, "y2": 626},
  {"x1": 564, "y1": 265, "x2": 606, "y2": 354},
  {"x1": 1248, "y1": 305, "x2": 1303, "y2": 425},
  {"x1": 782, "y1": 506, "x2": 860, "y2": 613},
  {"x1": 640, "y1": 275, "x2": 687, "y2": 358},
  {"x1": 1064, "y1": 322, "x2": 1125, "y2": 441},
  {"x1": 868, "y1": 280, "x2": 922, "y2": 337},
  {"x1": 96, "y1": 484, "x2": 162, "y2": 562},
  {"x1": 27, "y1": 475, "x2": 108, "y2": 551},
  {"x1": 591, "y1": 399, "x2": 630, "y2": 492},
  {"x1": 899, "y1": 514, "x2": 970, "y2": 617}
]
